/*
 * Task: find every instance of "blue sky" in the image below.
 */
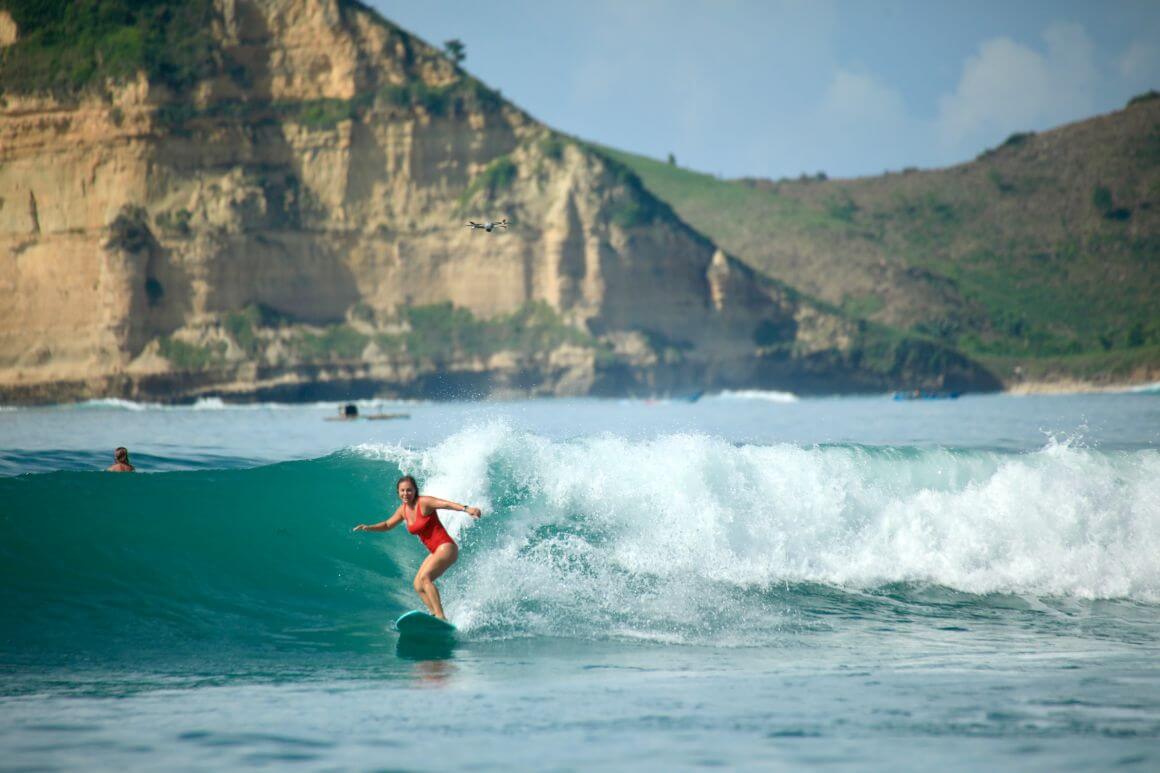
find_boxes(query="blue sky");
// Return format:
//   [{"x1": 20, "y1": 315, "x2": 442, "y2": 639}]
[{"x1": 371, "y1": 0, "x2": 1160, "y2": 180}]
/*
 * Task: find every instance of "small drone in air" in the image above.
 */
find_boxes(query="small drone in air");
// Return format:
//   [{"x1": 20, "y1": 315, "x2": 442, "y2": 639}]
[{"x1": 466, "y1": 219, "x2": 508, "y2": 232}]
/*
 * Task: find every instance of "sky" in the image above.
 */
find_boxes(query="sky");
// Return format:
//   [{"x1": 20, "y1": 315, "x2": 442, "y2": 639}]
[{"x1": 371, "y1": 0, "x2": 1160, "y2": 180}]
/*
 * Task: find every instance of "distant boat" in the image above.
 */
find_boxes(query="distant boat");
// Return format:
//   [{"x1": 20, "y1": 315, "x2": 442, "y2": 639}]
[
  {"x1": 892, "y1": 390, "x2": 961, "y2": 401},
  {"x1": 324, "y1": 403, "x2": 411, "y2": 421}
]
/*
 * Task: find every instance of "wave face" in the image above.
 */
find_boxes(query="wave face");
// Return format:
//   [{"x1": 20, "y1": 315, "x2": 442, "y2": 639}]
[
  {"x1": 3, "y1": 424, "x2": 1158, "y2": 658},
  {"x1": 0, "y1": 454, "x2": 420, "y2": 661}
]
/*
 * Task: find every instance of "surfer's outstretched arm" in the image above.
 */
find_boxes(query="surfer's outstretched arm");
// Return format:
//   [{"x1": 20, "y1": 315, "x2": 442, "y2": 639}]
[
  {"x1": 353, "y1": 507, "x2": 404, "y2": 532},
  {"x1": 421, "y1": 496, "x2": 482, "y2": 518}
]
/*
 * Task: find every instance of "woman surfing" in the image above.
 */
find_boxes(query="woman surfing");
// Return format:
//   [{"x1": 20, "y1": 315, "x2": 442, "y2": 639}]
[{"x1": 353, "y1": 475, "x2": 481, "y2": 620}]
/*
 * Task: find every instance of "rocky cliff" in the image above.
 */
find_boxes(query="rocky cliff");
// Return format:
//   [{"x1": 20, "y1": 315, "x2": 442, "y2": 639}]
[{"x1": 0, "y1": 0, "x2": 997, "y2": 403}]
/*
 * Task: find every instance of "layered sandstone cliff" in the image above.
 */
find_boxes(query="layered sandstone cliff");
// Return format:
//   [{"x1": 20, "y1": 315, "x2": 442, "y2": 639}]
[{"x1": 0, "y1": 0, "x2": 994, "y2": 403}]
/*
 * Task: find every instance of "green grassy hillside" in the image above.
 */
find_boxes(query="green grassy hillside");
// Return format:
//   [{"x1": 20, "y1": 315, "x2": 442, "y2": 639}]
[{"x1": 605, "y1": 95, "x2": 1160, "y2": 384}]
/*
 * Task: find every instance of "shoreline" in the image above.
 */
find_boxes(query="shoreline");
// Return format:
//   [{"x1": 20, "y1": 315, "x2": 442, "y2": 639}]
[
  {"x1": 2, "y1": 380, "x2": 1158, "y2": 409},
  {"x1": 1002, "y1": 379, "x2": 1160, "y2": 396}
]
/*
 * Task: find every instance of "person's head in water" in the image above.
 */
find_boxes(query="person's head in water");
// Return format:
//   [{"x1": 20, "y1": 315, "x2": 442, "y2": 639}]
[
  {"x1": 396, "y1": 475, "x2": 419, "y2": 505},
  {"x1": 107, "y1": 446, "x2": 135, "y2": 472},
  {"x1": 343, "y1": 403, "x2": 359, "y2": 418}
]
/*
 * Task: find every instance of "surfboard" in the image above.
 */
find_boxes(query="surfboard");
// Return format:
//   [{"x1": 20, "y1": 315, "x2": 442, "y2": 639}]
[{"x1": 395, "y1": 609, "x2": 457, "y2": 639}]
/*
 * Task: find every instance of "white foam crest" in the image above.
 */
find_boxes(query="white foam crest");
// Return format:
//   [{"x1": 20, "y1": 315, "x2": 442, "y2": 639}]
[
  {"x1": 354, "y1": 429, "x2": 1160, "y2": 637},
  {"x1": 45, "y1": 397, "x2": 424, "y2": 412},
  {"x1": 73, "y1": 398, "x2": 163, "y2": 411},
  {"x1": 190, "y1": 397, "x2": 336, "y2": 410},
  {"x1": 1121, "y1": 381, "x2": 1160, "y2": 394},
  {"x1": 350, "y1": 420, "x2": 513, "y2": 541},
  {"x1": 187, "y1": 398, "x2": 336, "y2": 411},
  {"x1": 712, "y1": 389, "x2": 799, "y2": 403}
]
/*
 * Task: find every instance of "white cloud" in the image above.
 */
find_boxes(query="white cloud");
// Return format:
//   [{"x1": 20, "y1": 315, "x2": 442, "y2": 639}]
[
  {"x1": 563, "y1": 0, "x2": 841, "y2": 173},
  {"x1": 1119, "y1": 40, "x2": 1159, "y2": 87},
  {"x1": 936, "y1": 22, "x2": 1096, "y2": 151},
  {"x1": 819, "y1": 69, "x2": 907, "y2": 128},
  {"x1": 774, "y1": 68, "x2": 938, "y2": 178}
]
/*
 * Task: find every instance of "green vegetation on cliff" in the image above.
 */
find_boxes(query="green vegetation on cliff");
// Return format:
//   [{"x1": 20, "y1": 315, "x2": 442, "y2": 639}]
[
  {"x1": 460, "y1": 155, "x2": 519, "y2": 204},
  {"x1": 293, "y1": 325, "x2": 369, "y2": 362},
  {"x1": 388, "y1": 302, "x2": 594, "y2": 363},
  {"x1": 0, "y1": 0, "x2": 504, "y2": 123},
  {"x1": 0, "y1": 0, "x2": 219, "y2": 96},
  {"x1": 158, "y1": 337, "x2": 225, "y2": 371},
  {"x1": 213, "y1": 302, "x2": 596, "y2": 370}
]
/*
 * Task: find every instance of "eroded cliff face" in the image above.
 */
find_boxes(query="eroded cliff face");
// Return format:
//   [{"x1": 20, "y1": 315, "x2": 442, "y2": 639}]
[{"x1": 0, "y1": 0, "x2": 989, "y2": 403}]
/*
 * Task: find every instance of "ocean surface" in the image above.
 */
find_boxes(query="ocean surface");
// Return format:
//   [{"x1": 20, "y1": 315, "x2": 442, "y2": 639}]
[{"x1": 1, "y1": 390, "x2": 1158, "y2": 770}]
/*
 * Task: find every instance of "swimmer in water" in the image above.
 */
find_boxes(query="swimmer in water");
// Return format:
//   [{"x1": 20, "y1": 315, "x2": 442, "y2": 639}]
[
  {"x1": 353, "y1": 475, "x2": 481, "y2": 620},
  {"x1": 106, "y1": 447, "x2": 135, "y2": 472}
]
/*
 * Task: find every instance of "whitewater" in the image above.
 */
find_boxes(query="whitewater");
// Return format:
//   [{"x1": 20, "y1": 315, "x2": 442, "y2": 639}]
[{"x1": 1, "y1": 392, "x2": 1158, "y2": 769}]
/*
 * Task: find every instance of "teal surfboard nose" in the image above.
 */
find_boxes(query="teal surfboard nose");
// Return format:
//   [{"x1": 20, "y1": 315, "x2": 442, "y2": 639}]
[{"x1": 395, "y1": 609, "x2": 457, "y2": 638}]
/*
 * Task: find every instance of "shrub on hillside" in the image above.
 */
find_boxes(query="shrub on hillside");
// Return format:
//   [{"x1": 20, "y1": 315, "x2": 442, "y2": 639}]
[
  {"x1": 1002, "y1": 132, "x2": 1035, "y2": 149},
  {"x1": 1092, "y1": 185, "x2": 1132, "y2": 221},
  {"x1": 289, "y1": 98, "x2": 355, "y2": 130},
  {"x1": 1127, "y1": 90, "x2": 1159, "y2": 107},
  {"x1": 224, "y1": 304, "x2": 292, "y2": 357},
  {"x1": 976, "y1": 131, "x2": 1035, "y2": 160},
  {"x1": 443, "y1": 38, "x2": 465, "y2": 66},
  {"x1": 472, "y1": 157, "x2": 517, "y2": 196},
  {"x1": 539, "y1": 134, "x2": 567, "y2": 161},
  {"x1": 291, "y1": 325, "x2": 369, "y2": 362},
  {"x1": 380, "y1": 301, "x2": 592, "y2": 363},
  {"x1": 988, "y1": 169, "x2": 1016, "y2": 194},
  {"x1": 158, "y1": 337, "x2": 226, "y2": 371},
  {"x1": 1092, "y1": 185, "x2": 1114, "y2": 212},
  {"x1": 826, "y1": 195, "x2": 858, "y2": 222}
]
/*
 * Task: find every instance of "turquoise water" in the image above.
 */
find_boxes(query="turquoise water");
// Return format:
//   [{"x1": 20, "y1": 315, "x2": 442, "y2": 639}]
[{"x1": 1, "y1": 392, "x2": 1158, "y2": 769}]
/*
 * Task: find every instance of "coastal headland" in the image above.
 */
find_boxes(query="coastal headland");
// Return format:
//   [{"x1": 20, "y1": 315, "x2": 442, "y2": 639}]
[{"x1": 0, "y1": 0, "x2": 1153, "y2": 403}]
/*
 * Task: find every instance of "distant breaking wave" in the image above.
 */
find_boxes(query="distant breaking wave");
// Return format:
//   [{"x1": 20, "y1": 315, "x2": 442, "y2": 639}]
[
  {"x1": 17, "y1": 397, "x2": 425, "y2": 411},
  {"x1": 74, "y1": 397, "x2": 164, "y2": 411},
  {"x1": 712, "y1": 389, "x2": 799, "y2": 403}
]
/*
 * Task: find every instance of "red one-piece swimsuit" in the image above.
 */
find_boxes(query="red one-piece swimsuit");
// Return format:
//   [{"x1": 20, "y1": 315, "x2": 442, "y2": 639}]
[{"x1": 405, "y1": 500, "x2": 455, "y2": 553}]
